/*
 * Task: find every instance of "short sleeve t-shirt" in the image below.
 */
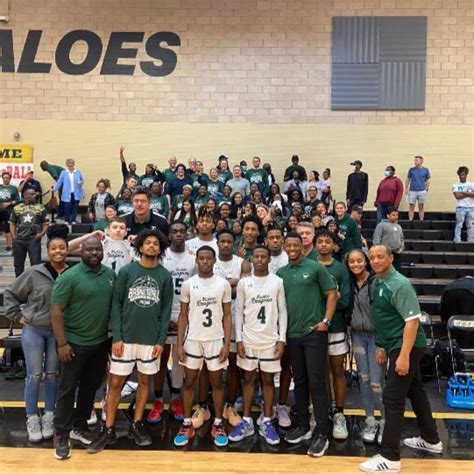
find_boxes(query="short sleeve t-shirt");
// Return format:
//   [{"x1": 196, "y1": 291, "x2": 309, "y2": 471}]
[
  {"x1": 452, "y1": 182, "x2": 474, "y2": 208},
  {"x1": 9, "y1": 203, "x2": 48, "y2": 240},
  {"x1": 372, "y1": 267, "x2": 427, "y2": 353},
  {"x1": 180, "y1": 274, "x2": 232, "y2": 341},
  {"x1": 277, "y1": 258, "x2": 336, "y2": 339},
  {"x1": 407, "y1": 167, "x2": 431, "y2": 192},
  {"x1": 51, "y1": 262, "x2": 116, "y2": 345},
  {"x1": 185, "y1": 237, "x2": 218, "y2": 257}
]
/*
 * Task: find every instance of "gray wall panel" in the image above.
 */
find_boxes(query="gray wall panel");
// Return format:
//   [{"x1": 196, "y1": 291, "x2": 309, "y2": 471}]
[
  {"x1": 379, "y1": 61, "x2": 425, "y2": 109},
  {"x1": 379, "y1": 16, "x2": 427, "y2": 62},
  {"x1": 331, "y1": 64, "x2": 380, "y2": 109},
  {"x1": 332, "y1": 16, "x2": 379, "y2": 64}
]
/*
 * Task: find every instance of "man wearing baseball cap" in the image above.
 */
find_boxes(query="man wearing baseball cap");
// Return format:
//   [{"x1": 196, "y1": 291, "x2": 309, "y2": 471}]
[{"x1": 346, "y1": 161, "x2": 369, "y2": 210}]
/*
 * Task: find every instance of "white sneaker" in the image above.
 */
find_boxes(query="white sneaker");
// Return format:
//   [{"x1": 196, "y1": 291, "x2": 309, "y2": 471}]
[
  {"x1": 359, "y1": 454, "x2": 401, "y2": 473},
  {"x1": 87, "y1": 409, "x2": 97, "y2": 426},
  {"x1": 276, "y1": 405, "x2": 291, "y2": 428},
  {"x1": 26, "y1": 415, "x2": 43, "y2": 442},
  {"x1": 41, "y1": 411, "x2": 54, "y2": 439},
  {"x1": 332, "y1": 412, "x2": 349, "y2": 440},
  {"x1": 403, "y1": 436, "x2": 443, "y2": 454},
  {"x1": 377, "y1": 420, "x2": 385, "y2": 445},
  {"x1": 121, "y1": 380, "x2": 138, "y2": 397},
  {"x1": 362, "y1": 417, "x2": 378, "y2": 443}
]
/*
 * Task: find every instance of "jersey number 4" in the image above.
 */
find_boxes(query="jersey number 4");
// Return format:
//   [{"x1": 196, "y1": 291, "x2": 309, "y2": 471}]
[
  {"x1": 202, "y1": 308, "x2": 212, "y2": 328},
  {"x1": 257, "y1": 306, "x2": 266, "y2": 325}
]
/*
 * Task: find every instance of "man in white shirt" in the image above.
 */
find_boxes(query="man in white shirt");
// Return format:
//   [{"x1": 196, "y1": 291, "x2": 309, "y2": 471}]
[{"x1": 452, "y1": 166, "x2": 474, "y2": 243}]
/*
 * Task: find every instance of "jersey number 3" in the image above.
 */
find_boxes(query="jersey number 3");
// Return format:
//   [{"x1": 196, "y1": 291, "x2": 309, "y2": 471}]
[{"x1": 202, "y1": 308, "x2": 212, "y2": 328}]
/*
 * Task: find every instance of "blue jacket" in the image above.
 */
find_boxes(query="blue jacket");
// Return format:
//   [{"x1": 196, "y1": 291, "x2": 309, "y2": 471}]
[{"x1": 53, "y1": 169, "x2": 85, "y2": 202}]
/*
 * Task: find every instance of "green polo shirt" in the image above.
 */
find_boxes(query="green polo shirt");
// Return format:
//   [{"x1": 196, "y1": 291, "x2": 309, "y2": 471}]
[
  {"x1": 373, "y1": 267, "x2": 427, "y2": 354},
  {"x1": 320, "y1": 258, "x2": 350, "y2": 334},
  {"x1": 277, "y1": 257, "x2": 336, "y2": 339},
  {"x1": 51, "y1": 262, "x2": 116, "y2": 345}
]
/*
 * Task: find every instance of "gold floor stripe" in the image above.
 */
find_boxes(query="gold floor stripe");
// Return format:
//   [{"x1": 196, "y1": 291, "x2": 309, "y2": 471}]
[{"x1": 1, "y1": 401, "x2": 473, "y2": 419}]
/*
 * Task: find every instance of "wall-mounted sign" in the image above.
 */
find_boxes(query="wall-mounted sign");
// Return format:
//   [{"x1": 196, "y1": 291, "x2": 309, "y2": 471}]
[
  {"x1": 0, "y1": 30, "x2": 180, "y2": 76},
  {"x1": 0, "y1": 144, "x2": 34, "y2": 185}
]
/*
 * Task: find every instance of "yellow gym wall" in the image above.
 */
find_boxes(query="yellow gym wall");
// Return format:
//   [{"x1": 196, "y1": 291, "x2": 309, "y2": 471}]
[
  {"x1": 0, "y1": 0, "x2": 473, "y2": 211},
  {"x1": 1, "y1": 120, "x2": 471, "y2": 211}
]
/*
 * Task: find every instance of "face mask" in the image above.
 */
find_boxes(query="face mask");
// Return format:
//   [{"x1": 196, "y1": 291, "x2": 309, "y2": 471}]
[
  {"x1": 384, "y1": 170, "x2": 391, "y2": 177},
  {"x1": 242, "y1": 166, "x2": 247, "y2": 171}
]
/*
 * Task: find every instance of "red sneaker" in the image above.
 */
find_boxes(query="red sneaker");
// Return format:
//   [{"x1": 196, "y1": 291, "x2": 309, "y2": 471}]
[
  {"x1": 147, "y1": 399, "x2": 164, "y2": 424},
  {"x1": 169, "y1": 399, "x2": 184, "y2": 421}
]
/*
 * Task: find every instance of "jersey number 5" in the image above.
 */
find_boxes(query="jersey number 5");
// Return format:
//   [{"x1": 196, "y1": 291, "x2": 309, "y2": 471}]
[
  {"x1": 202, "y1": 308, "x2": 212, "y2": 328},
  {"x1": 174, "y1": 278, "x2": 183, "y2": 295},
  {"x1": 257, "y1": 306, "x2": 266, "y2": 324}
]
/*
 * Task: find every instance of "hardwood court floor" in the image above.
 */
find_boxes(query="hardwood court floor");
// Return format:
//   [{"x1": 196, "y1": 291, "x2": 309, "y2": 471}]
[{"x1": 1, "y1": 448, "x2": 474, "y2": 473}]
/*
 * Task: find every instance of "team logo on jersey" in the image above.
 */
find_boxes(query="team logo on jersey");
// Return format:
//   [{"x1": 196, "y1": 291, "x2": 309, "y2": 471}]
[
  {"x1": 128, "y1": 276, "x2": 161, "y2": 307},
  {"x1": 251, "y1": 294, "x2": 272, "y2": 304},
  {"x1": 197, "y1": 296, "x2": 217, "y2": 308},
  {"x1": 302, "y1": 272, "x2": 310, "y2": 279}
]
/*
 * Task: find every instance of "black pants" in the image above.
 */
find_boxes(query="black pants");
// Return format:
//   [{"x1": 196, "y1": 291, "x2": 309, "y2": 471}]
[
  {"x1": 381, "y1": 347, "x2": 440, "y2": 461},
  {"x1": 288, "y1": 331, "x2": 328, "y2": 435},
  {"x1": 392, "y1": 253, "x2": 402, "y2": 272},
  {"x1": 13, "y1": 238, "x2": 41, "y2": 277},
  {"x1": 54, "y1": 340, "x2": 109, "y2": 438}
]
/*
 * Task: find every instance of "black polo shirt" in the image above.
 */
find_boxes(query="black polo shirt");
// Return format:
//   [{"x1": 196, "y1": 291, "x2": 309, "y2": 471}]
[{"x1": 123, "y1": 210, "x2": 170, "y2": 238}]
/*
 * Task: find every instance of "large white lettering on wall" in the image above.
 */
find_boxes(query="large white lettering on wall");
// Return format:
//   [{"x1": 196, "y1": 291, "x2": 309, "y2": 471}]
[{"x1": 0, "y1": 30, "x2": 181, "y2": 76}]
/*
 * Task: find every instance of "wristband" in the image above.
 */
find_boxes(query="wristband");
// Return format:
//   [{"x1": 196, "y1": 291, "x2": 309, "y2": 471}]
[
  {"x1": 322, "y1": 318, "x2": 332, "y2": 327},
  {"x1": 58, "y1": 342, "x2": 69, "y2": 348}
]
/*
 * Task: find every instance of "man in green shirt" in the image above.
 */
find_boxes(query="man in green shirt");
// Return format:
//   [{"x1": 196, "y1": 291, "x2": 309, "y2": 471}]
[
  {"x1": 315, "y1": 229, "x2": 350, "y2": 441},
  {"x1": 360, "y1": 245, "x2": 441, "y2": 474},
  {"x1": 246, "y1": 156, "x2": 269, "y2": 197},
  {"x1": 9, "y1": 188, "x2": 48, "y2": 276},
  {"x1": 87, "y1": 228, "x2": 173, "y2": 454},
  {"x1": 0, "y1": 171, "x2": 21, "y2": 253},
  {"x1": 51, "y1": 238, "x2": 116, "y2": 461},
  {"x1": 276, "y1": 232, "x2": 337, "y2": 458},
  {"x1": 40, "y1": 160, "x2": 65, "y2": 220}
]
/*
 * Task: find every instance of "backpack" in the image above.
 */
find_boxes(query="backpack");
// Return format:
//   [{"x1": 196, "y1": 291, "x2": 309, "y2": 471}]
[{"x1": 433, "y1": 337, "x2": 465, "y2": 377}]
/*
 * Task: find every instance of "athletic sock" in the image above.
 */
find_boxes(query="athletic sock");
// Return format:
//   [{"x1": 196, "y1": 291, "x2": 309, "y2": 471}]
[
  {"x1": 214, "y1": 418, "x2": 222, "y2": 426},
  {"x1": 171, "y1": 387, "x2": 181, "y2": 400},
  {"x1": 154, "y1": 390, "x2": 163, "y2": 400},
  {"x1": 263, "y1": 417, "x2": 271, "y2": 423},
  {"x1": 183, "y1": 417, "x2": 192, "y2": 426}
]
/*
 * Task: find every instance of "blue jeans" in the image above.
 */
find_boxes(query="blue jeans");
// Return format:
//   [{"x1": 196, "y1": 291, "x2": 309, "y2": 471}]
[
  {"x1": 454, "y1": 206, "x2": 474, "y2": 242},
  {"x1": 352, "y1": 331, "x2": 385, "y2": 418},
  {"x1": 21, "y1": 324, "x2": 59, "y2": 416},
  {"x1": 376, "y1": 204, "x2": 391, "y2": 224}
]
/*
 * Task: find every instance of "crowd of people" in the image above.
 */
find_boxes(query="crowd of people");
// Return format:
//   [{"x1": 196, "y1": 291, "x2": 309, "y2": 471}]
[{"x1": 1, "y1": 150, "x2": 459, "y2": 473}]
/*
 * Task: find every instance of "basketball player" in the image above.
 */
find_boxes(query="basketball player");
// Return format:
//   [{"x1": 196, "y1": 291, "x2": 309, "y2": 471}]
[{"x1": 174, "y1": 246, "x2": 232, "y2": 448}]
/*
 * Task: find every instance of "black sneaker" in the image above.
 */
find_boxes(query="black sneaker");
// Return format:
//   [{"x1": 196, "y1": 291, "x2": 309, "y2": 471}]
[
  {"x1": 70, "y1": 427, "x2": 93, "y2": 445},
  {"x1": 129, "y1": 421, "x2": 152, "y2": 447},
  {"x1": 307, "y1": 434, "x2": 329, "y2": 457},
  {"x1": 86, "y1": 426, "x2": 117, "y2": 454},
  {"x1": 54, "y1": 436, "x2": 72, "y2": 460},
  {"x1": 284, "y1": 426, "x2": 312, "y2": 444}
]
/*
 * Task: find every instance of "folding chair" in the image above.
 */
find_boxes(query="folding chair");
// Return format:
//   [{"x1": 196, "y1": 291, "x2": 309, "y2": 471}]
[
  {"x1": 419, "y1": 312, "x2": 441, "y2": 393},
  {"x1": 447, "y1": 315, "x2": 474, "y2": 372},
  {"x1": 446, "y1": 315, "x2": 474, "y2": 409}
]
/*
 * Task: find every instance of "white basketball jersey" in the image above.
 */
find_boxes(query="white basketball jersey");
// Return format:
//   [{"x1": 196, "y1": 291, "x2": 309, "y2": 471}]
[
  {"x1": 162, "y1": 248, "x2": 197, "y2": 323},
  {"x1": 185, "y1": 237, "x2": 218, "y2": 257},
  {"x1": 181, "y1": 274, "x2": 231, "y2": 341},
  {"x1": 269, "y1": 251, "x2": 289, "y2": 274},
  {"x1": 102, "y1": 237, "x2": 134, "y2": 274},
  {"x1": 235, "y1": 273, "x2": 287, "y2": 349}
]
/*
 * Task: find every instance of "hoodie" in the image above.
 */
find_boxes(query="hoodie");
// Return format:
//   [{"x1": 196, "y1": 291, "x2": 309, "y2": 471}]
[
  {"x1": 4, "y1": 263, "x2": 64, "y2": 328},
  {"x1": 372, "y1": 219, "x2": 404, "y2": 252}
]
